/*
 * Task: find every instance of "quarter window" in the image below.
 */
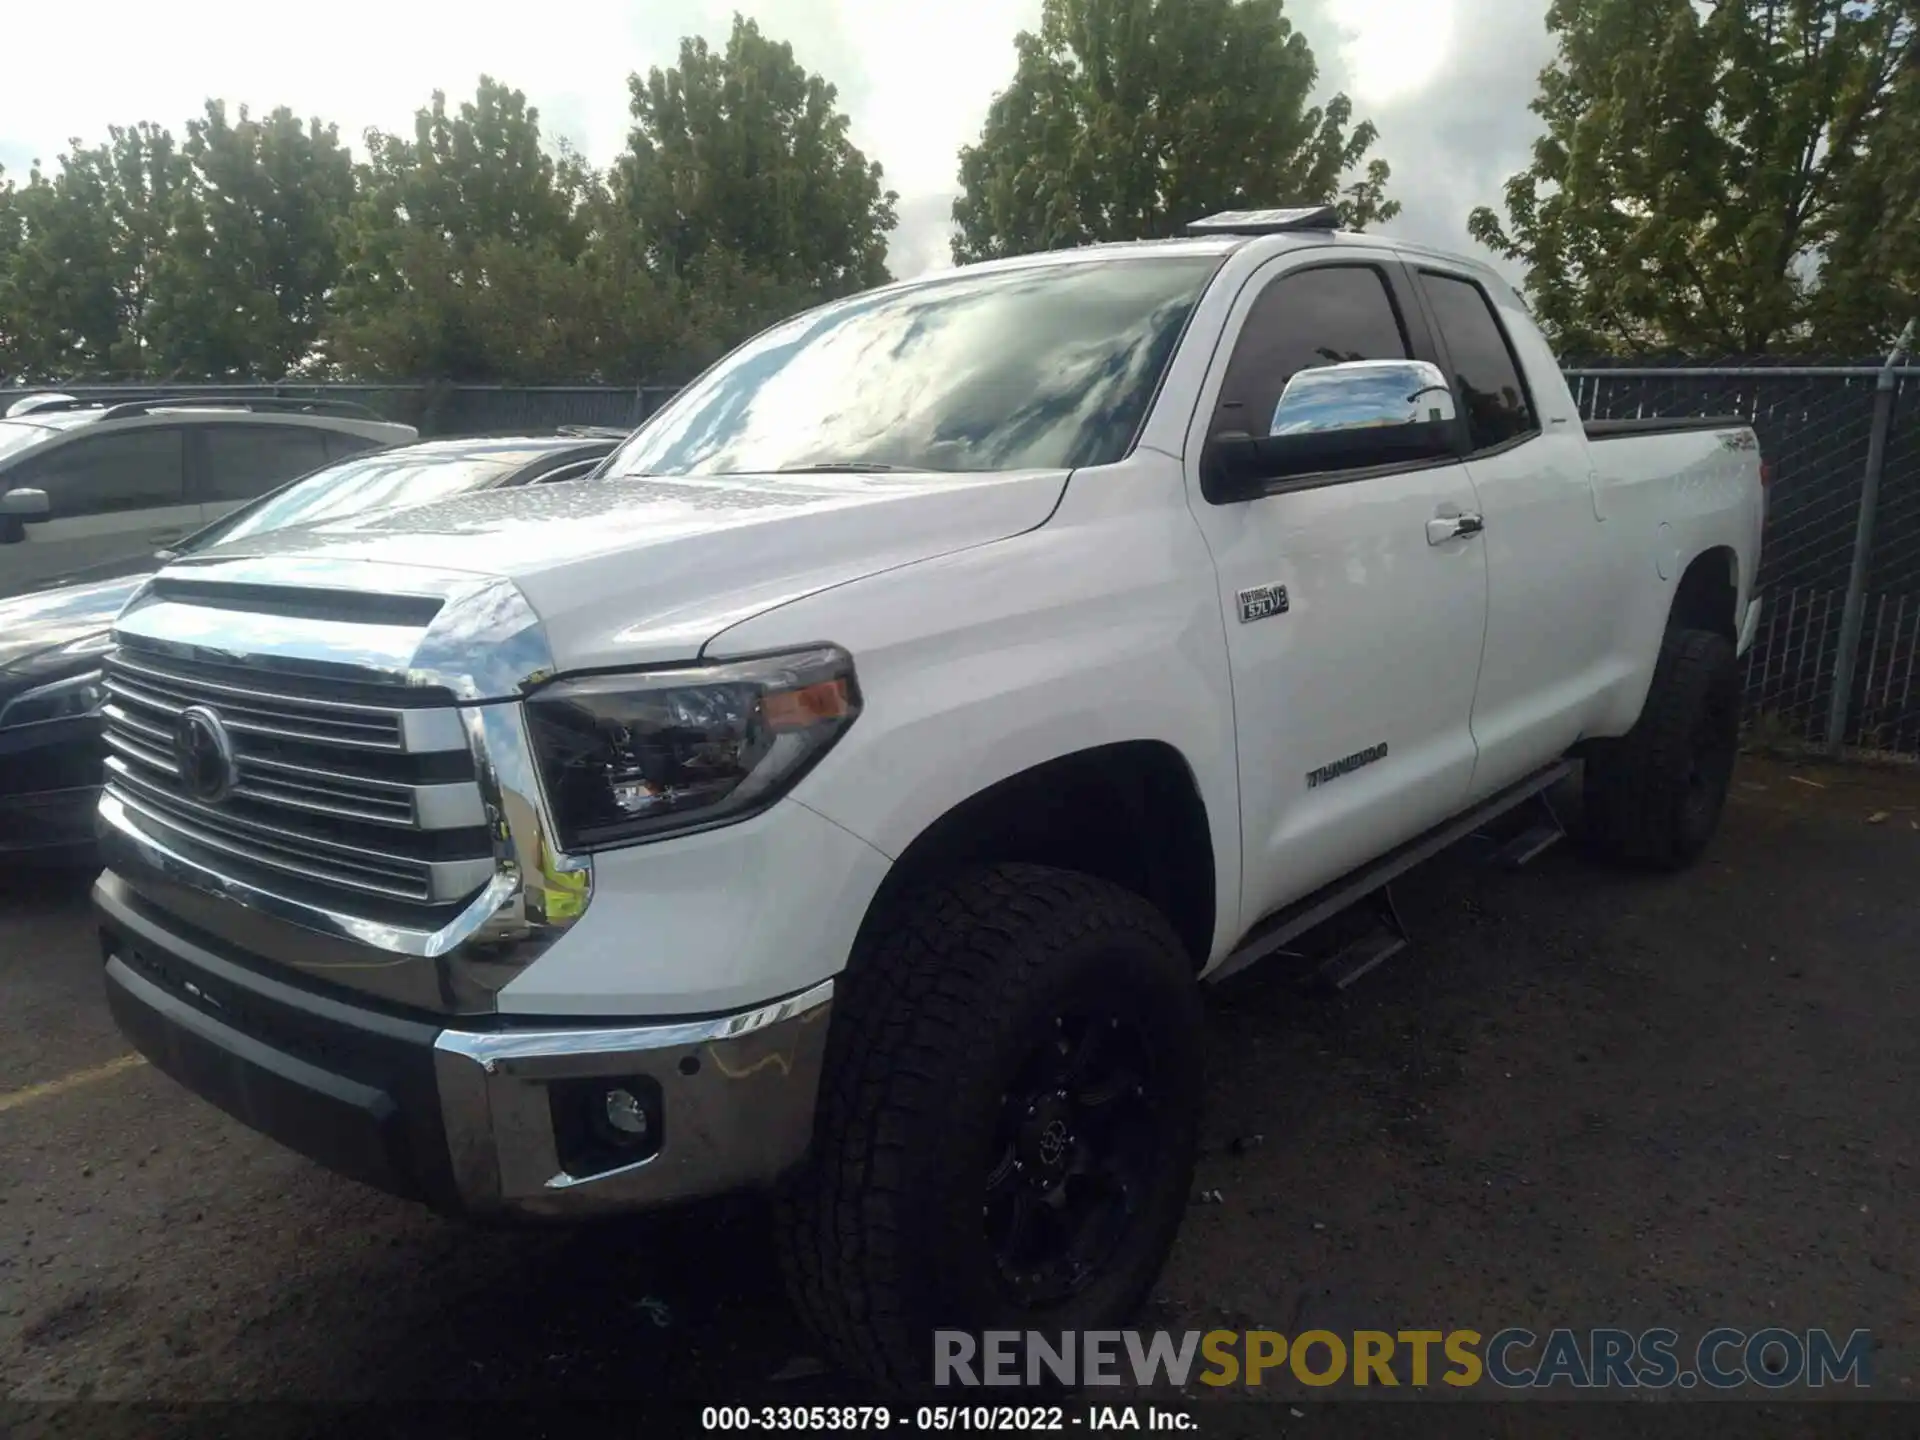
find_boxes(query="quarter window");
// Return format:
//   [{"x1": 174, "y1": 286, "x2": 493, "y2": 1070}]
[
  {"x1": 1211, "y1": 265, "x2": 1412, "y2": 443},
  {"x1": 1416, "y1": 272, "x2": 1539, "y2": 452}
]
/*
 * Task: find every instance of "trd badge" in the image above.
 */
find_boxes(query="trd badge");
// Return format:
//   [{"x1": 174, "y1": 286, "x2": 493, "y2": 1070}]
[{"x1": 1237, "y1": 583, "x2": 1290, "y2": 624}]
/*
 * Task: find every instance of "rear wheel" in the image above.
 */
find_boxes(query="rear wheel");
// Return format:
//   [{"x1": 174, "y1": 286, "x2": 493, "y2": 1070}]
[
  {"x1": 776, "y1": 863, "x2": 1203, "y2": 1386},
  {"x1": 1583, "y1": 626, "x2": 1741, "y2": 869}
]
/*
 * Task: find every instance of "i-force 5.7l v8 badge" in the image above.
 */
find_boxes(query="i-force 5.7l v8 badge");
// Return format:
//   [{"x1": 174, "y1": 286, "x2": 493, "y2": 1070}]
[{"x1": 1237, "y1": 583, "x2": 1290, "y2": 624}]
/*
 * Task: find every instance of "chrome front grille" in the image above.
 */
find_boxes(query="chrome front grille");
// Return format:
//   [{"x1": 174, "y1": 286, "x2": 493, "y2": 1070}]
[
  {"x1": 101, "y1": 646, "x2": 495, "y2": 914},
  {"x1": 95, "y1": 559, "x2": 592, "y2": 1015}
]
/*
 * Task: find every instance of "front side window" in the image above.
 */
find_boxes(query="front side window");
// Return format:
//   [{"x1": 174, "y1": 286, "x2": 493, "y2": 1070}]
[
  {"x1": 16, "y1": 427, "x2": 186, "y2": 517},
  {"x1": 200, "y1": 424, "x2": 330, "y2": 503},
  {"x1": 1416, "y1": 272, "x2": 1539, "y2": 452},
  {"x1": 602, "y1": 256, "x2": 1219, "y2": 479},
  {"x1": 1211, "y1": 265, "x2": 1413, "y2": 443}
]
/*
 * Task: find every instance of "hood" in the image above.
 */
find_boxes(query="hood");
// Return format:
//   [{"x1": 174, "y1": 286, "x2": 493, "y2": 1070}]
[
  {"x1": 0, "y1": 573, "x2": 147, "y2": 676},
  {"x1": 170, "y1": 468, "x2": 1069, "y2": 672}
]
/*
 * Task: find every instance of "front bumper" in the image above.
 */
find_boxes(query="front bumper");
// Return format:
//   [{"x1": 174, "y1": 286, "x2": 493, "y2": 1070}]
[{"x1": 96, "y1": 870, "x2": 833, "y2": 1218}]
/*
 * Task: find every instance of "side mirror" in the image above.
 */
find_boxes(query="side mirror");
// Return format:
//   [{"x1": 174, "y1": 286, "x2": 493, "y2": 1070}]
[
  {"x1": 1204, "y1": 359, "x2": 1462, "y2": 501},
  {"x1": 1, "y1": 487, "x2": 50, "y2": 521}
]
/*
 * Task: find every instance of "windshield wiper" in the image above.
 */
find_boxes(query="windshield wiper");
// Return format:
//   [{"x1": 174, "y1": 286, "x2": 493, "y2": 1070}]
[{"x1": 776, "y1": 461, "x2": 906, "y2": 473}]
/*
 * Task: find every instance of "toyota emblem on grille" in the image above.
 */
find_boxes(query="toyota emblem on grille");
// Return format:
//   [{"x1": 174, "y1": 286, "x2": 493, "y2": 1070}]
[{"x1": 173, "y1": 705, "x2": 237, "y2": 803}]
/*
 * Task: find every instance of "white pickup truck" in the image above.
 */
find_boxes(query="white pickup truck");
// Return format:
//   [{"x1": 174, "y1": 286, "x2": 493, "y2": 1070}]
[{"x1": 93, "y1": 209, "x2": 1764, "y2": 1384}]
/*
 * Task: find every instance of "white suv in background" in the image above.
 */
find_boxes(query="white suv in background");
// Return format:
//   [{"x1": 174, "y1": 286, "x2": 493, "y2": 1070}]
[{"x1": 0, "y1": 396, "x2": 416, "y2": 596}]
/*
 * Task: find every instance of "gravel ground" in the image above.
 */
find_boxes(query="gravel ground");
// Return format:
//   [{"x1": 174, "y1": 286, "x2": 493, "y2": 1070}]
[{"x1": 2, "y1": 754, "x2": 1916, "y2": 1420}]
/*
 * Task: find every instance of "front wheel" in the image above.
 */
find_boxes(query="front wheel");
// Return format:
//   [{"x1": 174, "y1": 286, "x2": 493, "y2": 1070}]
[
  {"x1": 776, "y1": 864, "x2": 1204, "y2": 1386},
  {"x1": 1583, "y1": 626, "x2": 1741, "y2": 870}
]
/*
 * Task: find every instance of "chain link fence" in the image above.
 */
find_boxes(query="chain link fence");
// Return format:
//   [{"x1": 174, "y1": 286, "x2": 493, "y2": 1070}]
[{"x1": 7, "y1": 364, "x2": 1917, "y2": 759}]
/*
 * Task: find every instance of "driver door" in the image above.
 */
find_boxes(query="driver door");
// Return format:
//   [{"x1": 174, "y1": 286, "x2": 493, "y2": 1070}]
[{"x1": 1181, "y1": 254, "x2": 1491, "y2": 926}]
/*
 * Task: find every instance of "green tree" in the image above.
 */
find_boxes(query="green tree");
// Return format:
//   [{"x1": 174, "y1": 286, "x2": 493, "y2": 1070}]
[
  {"x1": 616, "y1": 14, "x2": 897, "y2": 297},
  {"x1": 0, "y1": 124, "x2": 184, "y2": 378},
  {"x1": 951, "y1": 0, "x2": 1396, "y2": 263},
  {"x1": 0, "y1": 168, "x2": 22, "y2": 378},
  {"x1": 145, "y1": 102, "x2": 357, "y2": 379},
  {"x1": 1469, "y1": 0, "x2": 1919, "y2": 355},
  {"x1": 0, "y1": 164, "x2": 112, "y2": 379},
  {"x1": 327, "y1": 77, "x2": 602, "y2": 380},
  {"x1": 1804, "y1": 53, "x2": 1920, "y2": 349},
  {"x1": 572, "y1": 192, "x2": 806, "y2": 385}
]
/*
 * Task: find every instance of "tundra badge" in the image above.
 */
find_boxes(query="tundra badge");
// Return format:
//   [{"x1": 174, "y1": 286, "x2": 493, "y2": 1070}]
[{"x1": 1306, "y1": 742, "x2": 1389, "y2": 790}]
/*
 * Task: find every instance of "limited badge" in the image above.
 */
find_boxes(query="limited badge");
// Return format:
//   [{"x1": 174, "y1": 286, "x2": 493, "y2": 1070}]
[{"x1": 1237, "y1": 583, "x2": 1290, "y2": 624}]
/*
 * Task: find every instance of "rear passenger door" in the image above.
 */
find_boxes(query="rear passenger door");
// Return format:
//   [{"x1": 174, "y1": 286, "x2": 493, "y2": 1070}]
[
  {"x1": 193, "y1": 423, "x2": 332, "y2": 521},
  {"x1": 1410, "y1": 268, "x2": 1612, "y2": 794},
  {"x1": 1183, "y1": 253, "x2": 1491, "y2": 927},
  {"x1": 4, "y1": 426, "x2": 193, "y2": 591}
]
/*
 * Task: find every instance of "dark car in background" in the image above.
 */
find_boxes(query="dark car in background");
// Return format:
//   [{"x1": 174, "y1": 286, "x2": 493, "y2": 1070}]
[
  {"x1": 0, "y1": 434, "x2": 617, "y2": 861},
  {"x1": 0, "y1": 395, "x2": 418, "y2": 598}
]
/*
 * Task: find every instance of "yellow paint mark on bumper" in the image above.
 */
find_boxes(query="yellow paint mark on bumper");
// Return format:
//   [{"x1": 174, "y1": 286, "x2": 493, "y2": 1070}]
[{"x1": 0, "y1": 1053, "x2": 147, "y2": 1114}]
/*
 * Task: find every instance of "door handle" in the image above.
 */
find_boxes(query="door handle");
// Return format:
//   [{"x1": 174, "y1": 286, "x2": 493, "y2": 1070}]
[{"x1": 1426, "y1": 513, "x2": 1484, "y2": 545}]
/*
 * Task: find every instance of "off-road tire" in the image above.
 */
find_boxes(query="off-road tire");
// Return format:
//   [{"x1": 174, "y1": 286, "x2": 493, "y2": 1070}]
[
  {"x1": 1583, "y1": 626, "x2": 1741, "y2": 870},
  {"x1": 775, "y1": 863, "x2": 1204, "y2": 1387}
]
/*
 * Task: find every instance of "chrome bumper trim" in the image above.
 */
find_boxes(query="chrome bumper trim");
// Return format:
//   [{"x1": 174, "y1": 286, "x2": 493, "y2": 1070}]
[{"x1": 433, "y1": 980, "x2": 835, "y2": 1216}]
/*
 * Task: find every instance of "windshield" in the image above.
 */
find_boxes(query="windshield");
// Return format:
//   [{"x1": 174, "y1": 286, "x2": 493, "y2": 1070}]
[
  {"x1": 0, "y1": 421, "x2": 54, "y2": 464},
  {"x1": 603, "y1": 255, "x2": 1219, "y2": 478},
  {"x1": 185, "y1": 449, "x2": 536, "y2": 552}
]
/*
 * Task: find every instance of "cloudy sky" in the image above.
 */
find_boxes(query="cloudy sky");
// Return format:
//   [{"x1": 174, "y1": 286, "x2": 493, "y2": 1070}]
[{"x1": 0, "y1": 0, "x2": 1553, "y2": 282}]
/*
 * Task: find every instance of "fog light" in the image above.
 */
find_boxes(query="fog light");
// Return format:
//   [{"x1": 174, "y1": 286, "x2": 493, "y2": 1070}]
[
  {"x1": 550, "y1": 1074, "x2": 663, "y2": 1178},
  {"x1": 604, "y1": 1087, "x2": 649, "y2": 1137}
]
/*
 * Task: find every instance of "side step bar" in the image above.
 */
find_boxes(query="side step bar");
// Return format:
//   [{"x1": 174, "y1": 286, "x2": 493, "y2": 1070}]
[
  {"x1": 1476, "y1": 780, "x2": 1569, "y2": 870},
  {"x1": 1206, "y1": 760, "x2": 1575, "y2": 987},
  {"x1": 1312, "y1": 887, "x2": 1409, "y2": 993}
]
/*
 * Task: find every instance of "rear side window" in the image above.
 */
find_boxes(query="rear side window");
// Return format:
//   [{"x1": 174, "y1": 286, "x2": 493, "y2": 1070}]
[
  {"x1": 18, "y1": 427, "x2": 186, "y2": 517},
  {"x1": 1416, "y1": 272, "x2": 1539, "y2": 452},
  {"x1": 1211, "y1": 265, "x2": 1412, "y2": 442},
  {"x1": 201, "y1": 424, "x2": 330, "y2": 502}
]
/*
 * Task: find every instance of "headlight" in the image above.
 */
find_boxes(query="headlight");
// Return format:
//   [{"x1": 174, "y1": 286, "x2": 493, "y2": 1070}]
[
  {"x1": 0, "y1": 669, "x2": 106, "y2": 729},
  {"x1": 525, "y1": 646, "x2": 862, "y2": 851}
]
